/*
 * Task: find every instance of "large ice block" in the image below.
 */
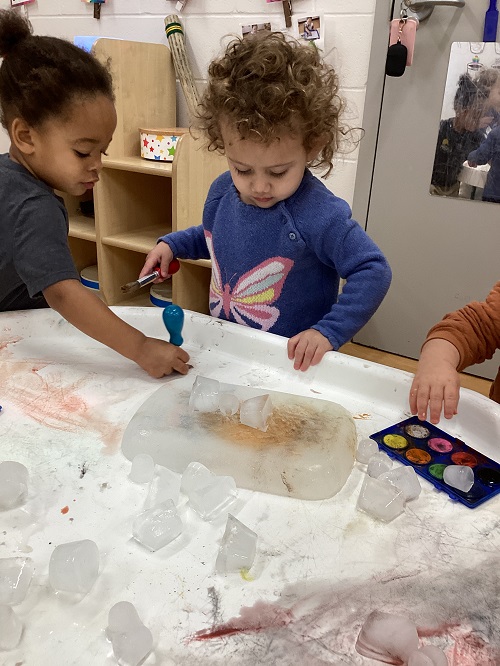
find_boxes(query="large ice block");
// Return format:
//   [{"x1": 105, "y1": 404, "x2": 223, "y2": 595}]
[{"x1": 122, "y1": 383, "x2": 357, "y2": 500}]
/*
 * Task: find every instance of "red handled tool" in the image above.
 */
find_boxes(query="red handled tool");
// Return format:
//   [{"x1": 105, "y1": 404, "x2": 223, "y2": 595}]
[{"x1": 120, "y1": 259, "x2": 180, "y2": 294}]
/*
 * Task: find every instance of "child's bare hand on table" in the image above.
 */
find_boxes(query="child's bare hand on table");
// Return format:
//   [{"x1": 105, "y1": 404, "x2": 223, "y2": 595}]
[
  {"x1": 135, "y1": 337, "x2": 190, "y2": 378},
  {"x1": 409, "y1": 338, "x2": 461, "y2": 424},
  {"x1": 287, "y1": 329, "x2": 333, "y2": 372},
  {"x1": 140, "y1": 241, "x2": 174, "y2": 282}
]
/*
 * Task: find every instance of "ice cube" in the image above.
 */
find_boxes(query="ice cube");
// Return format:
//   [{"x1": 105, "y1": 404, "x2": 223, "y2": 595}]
[
  {"x1": 132, "y1": 500, "x2": 182, "y2": 551},
  {"x1": 219, "y1": 392, "x2": 240, "y2": 416},
  {"x1": 145, "y1": 467, "x2": 181, "y2": 509},
  {"x1": 0, "y1": 557, "x2": 34, "y2": 606},
  {"x1": 189, "y1": 376, "x2": 220, "y2": 413},
  {"x1": 49, "y1": 539, "x2": 99, "y2": 594},
  {"x1": 408, "y1": 646, "x2": 448, "y2": 666},
  {"x1": 379, "y1": 466, "x2": 421, "y2": 502},
  {"x1": 443, "y1": 465, "x2": 474, "y2": 492},
  {"x1": 0, "y1": 606, "x2": 23, "y2": 651},
  {"x1": 107, "y1": 601, "x2": 153, "y2": 666},
  {"x1": 107, "y1": 601, "x2": 142, "y2": 637},
  {"x1": 357, "y1": 476, "x2": 404, "y2": 522},
  {"x1": 408, "y1": 653, "x2": 433, "y2": 666},
  {"x1": 216, "y1": 514, "x2": 257, "y2": 574},
  {"x1": 239, "y1": 394, "x2": 273, "y2": 432},
  {"x1": 188, "y1": 475, "x2": 237, "y2": 520},
  {"x1": 129, "y1": 454, "x2": 155, "y2": 484},
  {"x1": 356, "y1": 438, "x2": 379, "y2": 464},
  {"x1": 180, "y1": 462, "x2": 215, "y2": 497},
  {"x1": 0, "y1": 461, "x2": 29, "y2": 510},
  {"x1": 355, "y1": 610, "x2": 419, "y2": 663},
  {"x1": 367, "y1": 452, "x2": 393, "y2": 478}
]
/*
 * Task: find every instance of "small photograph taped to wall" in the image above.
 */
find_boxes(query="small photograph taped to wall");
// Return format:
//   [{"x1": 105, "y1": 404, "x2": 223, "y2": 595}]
[
  {"x1": 298, "y1": 16, "x2": 320, "y2": 41},
  {"x1": 242, "y1": 23, "x2": 272, "y2": 38}
]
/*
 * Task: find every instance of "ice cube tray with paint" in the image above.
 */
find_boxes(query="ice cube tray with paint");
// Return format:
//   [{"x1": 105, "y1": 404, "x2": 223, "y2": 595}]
[{"x1": 370, "y1": 416, "x2": 500, "y2": 508}]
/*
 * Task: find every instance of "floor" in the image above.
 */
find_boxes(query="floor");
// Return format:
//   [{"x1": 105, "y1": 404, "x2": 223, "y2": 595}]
[{"x1": 339, "y1": 342, "x2": 492, "y2": 398}]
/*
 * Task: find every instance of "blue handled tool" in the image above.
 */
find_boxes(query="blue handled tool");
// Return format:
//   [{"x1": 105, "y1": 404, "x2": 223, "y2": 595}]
[
  {"x1": 162, "y1": 304, "x2": 184, "y2": 346},
  {"x1": 484, "y1": 0, "x2": 499, "y2": 42}
]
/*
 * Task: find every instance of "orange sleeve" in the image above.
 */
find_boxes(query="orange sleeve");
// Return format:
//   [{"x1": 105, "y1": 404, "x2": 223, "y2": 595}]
[{"x1": 423, "y1": 282, "x2": 500, "y2": 372}]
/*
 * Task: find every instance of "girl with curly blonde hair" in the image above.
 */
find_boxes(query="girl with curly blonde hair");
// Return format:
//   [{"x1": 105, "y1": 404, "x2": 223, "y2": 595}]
[{"x1": 141, "y1": 32, "x2": 391, "y2": 371}]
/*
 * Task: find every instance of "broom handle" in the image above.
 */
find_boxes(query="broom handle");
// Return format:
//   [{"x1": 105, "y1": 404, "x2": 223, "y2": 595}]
[{"x1": 165, "y1": 15, "x2": 201, "y2": 121}]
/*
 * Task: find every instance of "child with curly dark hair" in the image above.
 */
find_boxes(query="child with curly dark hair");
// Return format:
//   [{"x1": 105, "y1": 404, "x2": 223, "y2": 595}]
[
  {"x1": 0, "y1": 9, "x2": 189, "y2": 377},
  {"x1": 141, "y1": 32, "x2": 391, "y2": 371}
]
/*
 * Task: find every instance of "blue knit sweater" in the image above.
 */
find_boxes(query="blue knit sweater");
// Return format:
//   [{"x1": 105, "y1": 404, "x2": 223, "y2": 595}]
[{"x1": 161, "y1": 170, "x2": 391, "y2": 349}]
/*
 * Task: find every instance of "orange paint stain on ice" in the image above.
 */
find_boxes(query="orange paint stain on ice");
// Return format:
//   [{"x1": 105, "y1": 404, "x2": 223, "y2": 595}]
[{"x1": 0, "y1": 349, "x2": 123, "y2": 451}]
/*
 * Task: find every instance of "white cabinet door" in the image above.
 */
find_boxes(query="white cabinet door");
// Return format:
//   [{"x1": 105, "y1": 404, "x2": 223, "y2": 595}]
[{"x1": 354, "y1": 1, "x2": 500, "y2": 380}]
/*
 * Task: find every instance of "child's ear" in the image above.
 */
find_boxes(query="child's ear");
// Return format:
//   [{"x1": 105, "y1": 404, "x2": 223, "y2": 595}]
[
  {"x1": 10, "y1": 118, "x2": 36, "y2": 156},
  {"x1": 306, "y1": 135, "x2": 327, "y2": 162}
]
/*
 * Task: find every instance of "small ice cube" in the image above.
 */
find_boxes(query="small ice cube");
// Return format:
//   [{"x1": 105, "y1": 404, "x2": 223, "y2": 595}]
[
  {"x1": 107, "y1": 601, "x2": 142, "y2": 637},
  {"x1": 408, "y1": 653, "x2": 433, "y2": 666},
  {"x1": 145, "y1": 467, "x2": 181, "y2": 509},
  {"x1": 216, "y1": 514, "x2": 257, "y2": 574},
  {"x1": 132, "y1": 500, "x2": 182, "y2": 551},
  {"x1": 0, "y1": 606, "x2": 23, "y2": 651},
  {"x1": 408, "y1": 646, "x2": 448, "y2": 666},
  {"x1": 357, "y1": 476, "x2": 404, "y2": 522},
  {"x1": 0, "y1": 461, "x2": 29, "y2": 510},
  {"x1": 189, "y1": 376, "x2": 220, "y2": 413},
  {"x1": 188, "y1": 475, "x2": 237, "y2": 520},
  {"x1": 367, "y1": 452, "x2": 393, "y2": 478},
  {"x1": 443, "y1": 465, "x2": 474, "y2": 492},
  {"x1": 379, "y1": 466, "x2": 421, "y2": 502},
  {"x1": 356, "y1": 438, "x2": 379, "y2": 464},
  {"x1": 180, "y1": 462, "x2": 215, "y2": 497},
  {"x1": 239, "y1": 394, "x2": 273, "y2": 432},
  {"x1": 219, "y1": 392, "x2": 240, "y2": 416},
  {"x1": 129, "y1": 454, "x2": 155, "y2": 484},
  {"x1": 49, "y1": 539, "x2": 99, "y2": 594},
  {"x1": 0, "y1": 557, "x2": 34, "y2": 605},
  {"x1": 355, "y1": 610, "x2": 419, "y2": 663},
  {"x1": 107, "y1": 602, "x2": 153, "y2": 666}
]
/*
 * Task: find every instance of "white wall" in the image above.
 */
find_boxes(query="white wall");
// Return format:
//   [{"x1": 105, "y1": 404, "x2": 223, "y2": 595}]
[{"x1": 0, "y1": 0, "x2": 376, "y2": 204}]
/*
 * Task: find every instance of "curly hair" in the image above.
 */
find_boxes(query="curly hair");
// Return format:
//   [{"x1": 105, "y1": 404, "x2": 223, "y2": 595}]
[
  {"x1": 0, "y1": 9, "x2": 113, "y2": 130},
  {"x1": 195, "y1": 32, "x2": 349, "y2": 178}
]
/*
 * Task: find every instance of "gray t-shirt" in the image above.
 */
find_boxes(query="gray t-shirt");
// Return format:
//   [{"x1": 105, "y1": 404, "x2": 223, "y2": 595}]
[{"x1": 0, "y1": 153, "x2": 80, "y2": 311}]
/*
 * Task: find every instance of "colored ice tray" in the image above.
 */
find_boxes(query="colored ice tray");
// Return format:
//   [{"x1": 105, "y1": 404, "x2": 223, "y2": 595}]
[{"x1": 370, "y1": 416, "x2": 500, "y2": 508}]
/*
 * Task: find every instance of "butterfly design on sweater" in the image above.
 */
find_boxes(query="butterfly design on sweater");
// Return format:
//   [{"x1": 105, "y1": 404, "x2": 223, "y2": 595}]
[{"x1": 205, "y1": 231, "x2": 294, "y2": 331}]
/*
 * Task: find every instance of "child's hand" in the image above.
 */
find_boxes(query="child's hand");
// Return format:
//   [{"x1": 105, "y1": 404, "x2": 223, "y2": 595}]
[
  {"x1": 140, "y1": 241, "x2": 174, "y2": 281},
  {"x1": 409, "y1": 338, "x2": 461, "y2": 424},
  {"x1": 287, "y1": 329, "x2": 333, "y2": 372},
  {"x1": 468, "y1": 160, "x2": 478, "y2": 168},
  {"x1": 135, "y1": 337, "x2": 190, "y2": 378}
]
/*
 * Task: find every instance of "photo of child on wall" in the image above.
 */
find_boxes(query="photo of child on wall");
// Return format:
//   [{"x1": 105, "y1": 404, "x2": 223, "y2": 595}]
[
  {"x1": 298, "y1": 16, "x2": 320, "y2": 41},
  {"x1": 242, "y1": 22, "x2": 272, "y2": 38}
]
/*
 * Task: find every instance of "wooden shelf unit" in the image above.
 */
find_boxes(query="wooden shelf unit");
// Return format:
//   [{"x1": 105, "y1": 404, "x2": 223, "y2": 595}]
[{"x1": 65, "y1": 38, "x2": 227, "y2": 312}]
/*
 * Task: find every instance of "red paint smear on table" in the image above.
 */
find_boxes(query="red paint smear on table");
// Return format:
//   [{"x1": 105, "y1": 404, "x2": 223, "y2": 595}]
[
  {"x1": 191, "y1": 598, "x2": 500, "y2": 665},
  {"x1": 0, "y1": 341, "x2": 122, "y2": 450},
  {"x1": 192, "y1": 601, "x2": 294, "y2": 641},
  {"x1": 418, "y1": 623, "x2": 500, "y2": 665},
  {"x1": 60, "y1": 506, "x2": 69, "y2": 514}
]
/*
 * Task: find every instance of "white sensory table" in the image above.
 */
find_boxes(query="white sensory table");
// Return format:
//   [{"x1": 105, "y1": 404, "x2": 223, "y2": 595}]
[{"x1": 1, "y1": 307, "x2": 499, "y2": 665}]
